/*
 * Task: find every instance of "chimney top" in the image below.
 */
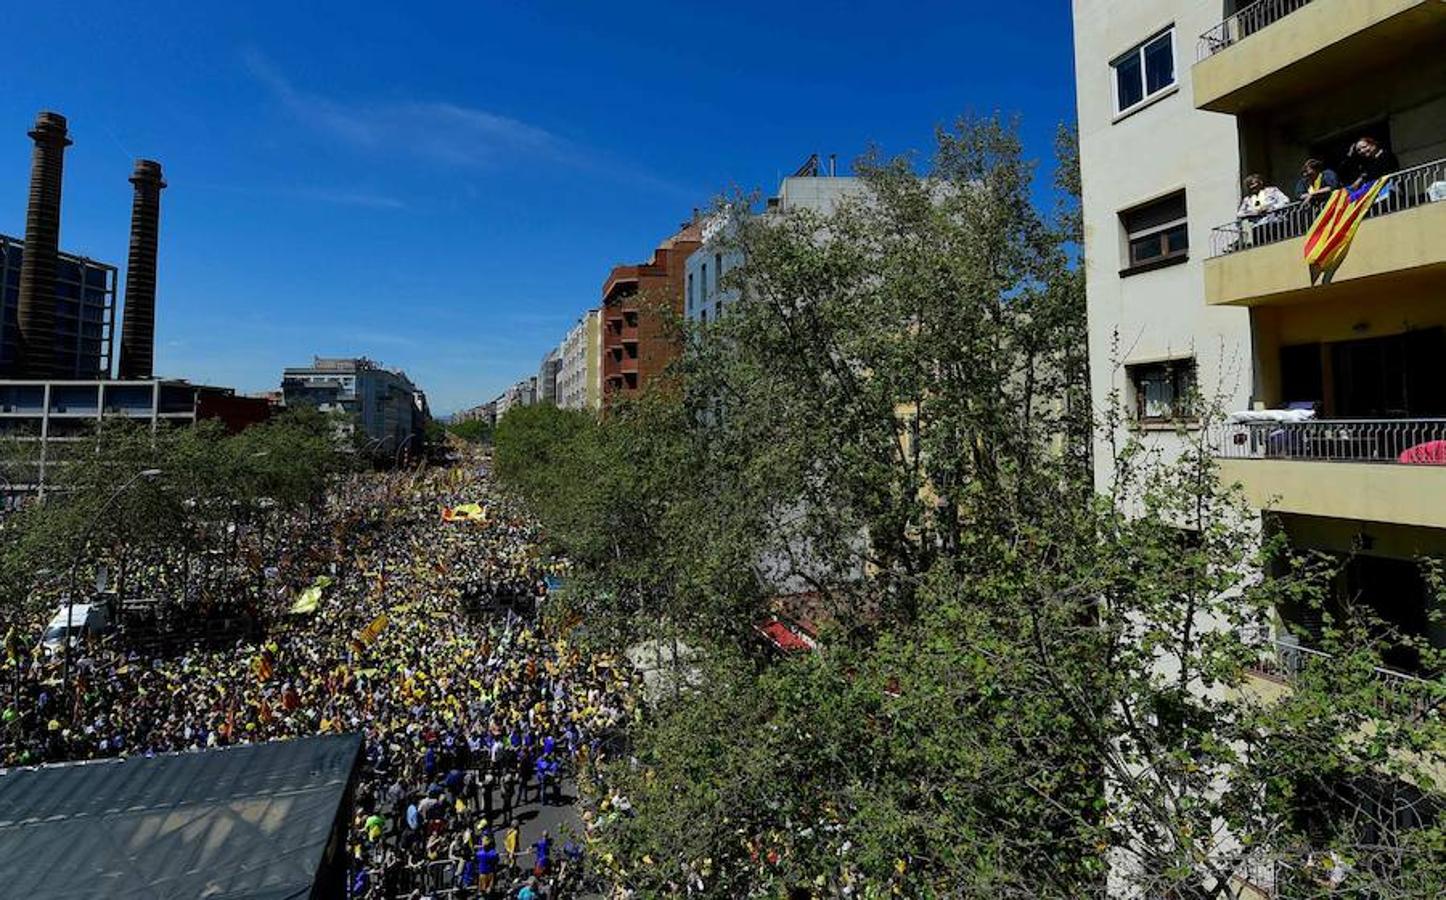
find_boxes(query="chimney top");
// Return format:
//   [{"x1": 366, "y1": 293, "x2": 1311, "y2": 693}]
[
  {"x1": 29, "y1": 111, "x2": 72, "y2": 147},
  {"x1": 130, "y1": 159, "x2": 166, "y2": 188}
]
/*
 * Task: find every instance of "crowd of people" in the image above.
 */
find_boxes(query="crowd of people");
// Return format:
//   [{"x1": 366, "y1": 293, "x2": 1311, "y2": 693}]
[{"x1": 1, "y1": 450, "x2": 643, "y2": 898}]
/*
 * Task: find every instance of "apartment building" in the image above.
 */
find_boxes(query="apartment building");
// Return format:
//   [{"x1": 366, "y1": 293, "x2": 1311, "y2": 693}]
[
  {"x1": 685, "y1": 159, "x2": 866, "y2": 325},
  {"x1": 1077, "y1": 0, "x2": 1446, "y2": 756},
  {"x1": 601, "y1": 222, "x2": 701, "y2": 408},
  {"x1": 280, "y1": 357, "x2": 425, "y2": 455},
  {"x1": 494, "y1": 376, "x2": 536, "y2": 421},
  {"x1": 557, "y1": 309, "x2": 602, "y2": 412},
  {"x1": 536, "y1": 347, "x2": 561, "y2": 406}
]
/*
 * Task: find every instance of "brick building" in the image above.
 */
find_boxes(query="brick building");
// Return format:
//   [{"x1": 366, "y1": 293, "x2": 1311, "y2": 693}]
[{"x1": 600, "y1": 222, "x2": 701, "y2": 408}]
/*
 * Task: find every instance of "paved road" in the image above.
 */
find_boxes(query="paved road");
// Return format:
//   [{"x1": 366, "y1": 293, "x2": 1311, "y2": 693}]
[{"x1": 480, "y1": 776, "x2": 601, "y2": 897}]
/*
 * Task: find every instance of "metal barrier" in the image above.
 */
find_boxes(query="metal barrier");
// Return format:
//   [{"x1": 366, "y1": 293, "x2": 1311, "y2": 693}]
[
  {"x1": 1210, "y1": 418, "x2": 1446, "y2": 464},
  {"x1": 1239, "y1": 625, "x2": 1436, "y2": 719},
  {"x1": 1209, "y1": 157, "x2": 1446, "y2": 258},
  {"x1": 1198, "y1": 0, "x2": 1316, "y2": 59}
]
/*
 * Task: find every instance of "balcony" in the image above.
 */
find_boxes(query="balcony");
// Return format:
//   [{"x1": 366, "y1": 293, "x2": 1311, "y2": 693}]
[
  {"x1": 1194, "y1": 0, "x2": 1446, "y2": 114},
  {"x1": 1203, "y1": 158, "x2": 1446, "y2": 306},
  {"x1": 1213, "y1": 418, "x2": 1446, "y2": 528},
  {"x1": 1238, "y1": 626, "x2": 1436, "y2": 720}
]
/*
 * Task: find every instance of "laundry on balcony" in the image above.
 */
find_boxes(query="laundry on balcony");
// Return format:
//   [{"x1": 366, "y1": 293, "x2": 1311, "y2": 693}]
[
  {"x1": 1397, "y1": 440, "x2": 1446, "y2": 466},
  {"x1": 1215, "y1": 417, "x2": 1446, "y2": 464}
]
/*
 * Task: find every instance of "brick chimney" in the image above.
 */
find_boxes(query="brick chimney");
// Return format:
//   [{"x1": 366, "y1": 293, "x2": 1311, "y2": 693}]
[
  {"x1": 15, "y1": 111, "x2": 71, "y2": 379},
  {"x1": 118, "y1": 159, "x2": 165, "y2": 380}
]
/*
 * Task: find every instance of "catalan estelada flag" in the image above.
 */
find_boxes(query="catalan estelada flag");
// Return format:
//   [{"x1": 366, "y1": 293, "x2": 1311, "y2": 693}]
[{"x1": 1303, "y1": 178, "x2": 1388, "y2": 283}]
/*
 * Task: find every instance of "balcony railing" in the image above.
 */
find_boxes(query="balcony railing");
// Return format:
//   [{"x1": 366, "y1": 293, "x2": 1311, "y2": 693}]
[
  {"x1": 1208, "y1": 156, "x2": 1446, "y2": 258},
  {"x1": 1211, "y1": 418, "x2": 1446, "y2": 464},
  {"x1": 1198, "y1": 0, "x2": 1315, "y2": 60},
  {"x1": 1239, "y1": 625, "x2": 1437, "y2": 719}
]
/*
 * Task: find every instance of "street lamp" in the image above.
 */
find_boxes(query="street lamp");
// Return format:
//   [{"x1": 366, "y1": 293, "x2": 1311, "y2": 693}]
[
  {"x1": 394, "y1": 433, "x2": 417, "y2": 469},
  {"x1": 63, "y1": 468, "x2": 163, "y2": 693}
]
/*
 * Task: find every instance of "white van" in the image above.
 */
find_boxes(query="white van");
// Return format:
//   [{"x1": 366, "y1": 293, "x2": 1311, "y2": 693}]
[{"x1": 40, "y1": 603, "x2": 113, "y2": 654}]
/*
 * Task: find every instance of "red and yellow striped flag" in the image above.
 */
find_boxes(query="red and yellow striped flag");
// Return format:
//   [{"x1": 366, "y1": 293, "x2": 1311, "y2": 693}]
[{"x1": 1303, "y1": 178, "x2": 1388, "y2": 283}]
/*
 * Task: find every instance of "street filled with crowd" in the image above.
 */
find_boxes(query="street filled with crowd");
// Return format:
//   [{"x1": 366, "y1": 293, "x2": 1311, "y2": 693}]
[{"x1": 1, "y1": 451, "x2": 642, "y2": 899}]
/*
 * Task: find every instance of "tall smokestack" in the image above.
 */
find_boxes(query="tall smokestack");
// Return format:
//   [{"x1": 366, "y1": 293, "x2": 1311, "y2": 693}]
[
  {"x1": 15, "y1": 111, "x2": 71, "y2": 379},
  {"x1": 118, "y1": 159, "x2": 165, "y2": 380}
]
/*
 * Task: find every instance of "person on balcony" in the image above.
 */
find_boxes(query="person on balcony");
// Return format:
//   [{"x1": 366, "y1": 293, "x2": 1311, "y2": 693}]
[
  {"x1": 1293, "y1": 158, "x2": 1339, "y2": 203},
  {"x1": 1237, "y1": 174, "x2": 1292, "y2": 246},
  {"x1": 1342, "y1": 136, "x2": 1398, "y2": 194}
]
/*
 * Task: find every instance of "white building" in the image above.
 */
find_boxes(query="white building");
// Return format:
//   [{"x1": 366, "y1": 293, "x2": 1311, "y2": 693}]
[
  {"x1": 685, "y1": 164, "x2": 867, "y2": 325},
  {"x1": 557, "y1": 309, "x2": 602, "y2": 412},
  {"x1": 494, "y1": 376, "x2": 536, "y2": 421},
  {"x1": 1073, "y1": 0, "x2": 1250, "y2": 492},
  {"x1": 280, "y1": 356, "x2": 425, "y2": 455}
]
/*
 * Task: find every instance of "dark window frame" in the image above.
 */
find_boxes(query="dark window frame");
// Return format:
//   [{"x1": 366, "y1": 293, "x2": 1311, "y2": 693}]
[
  {"x1": 1120, "y1": 190, "x2": 1189, "y2": 276},
  {"x1": 1128, "y1": 358, "x2": 1198, "y2": 424}
]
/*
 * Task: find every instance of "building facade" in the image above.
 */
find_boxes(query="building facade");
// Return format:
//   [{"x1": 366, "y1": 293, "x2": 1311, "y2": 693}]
[
  {"x1": 1076, "y1": 4, "x2": 1446, "y2": 886},
  {"x1": 452, "y1": 401, "x2": 495, "y2": 425},
  {"x1": 494, "y1": 377, "x2": 536, "y2": 421},
  {"x1": 557, "y1": 309, "x2": 601, "y2": 412},
  {"x1": 0, "y1": 379, "x2": 268, "y2": 492},
  {"x1": 601, "y1": 222, "x2": 701, "y2": 408},
  {"x1": 280, "y1": 357, "x2": 425, "y2": 455},
  {"x1": 0, "y1": 234, "x2": 117, "y2": 379},
  {"x1": 536, "y1": 347, "x2": 561, "y2": 406},
  {"x1": 1075, "y1": 0, "x2": 1251, "y2": 492},
  {"x1": 685, "y1": 168, "x2": 867, "y2": 325},
  {"x1": 1080, "y1": 0, "x2": 1446, "y2": 642}
]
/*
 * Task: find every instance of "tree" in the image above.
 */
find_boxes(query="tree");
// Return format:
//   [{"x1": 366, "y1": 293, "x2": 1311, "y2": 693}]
[
  {"x1": 0, "y1": 407, "x2": 344, "y2": 622},
  {"x1": 445, "y1": 418, "x2": 492, "y2": 445},
  {"x1": 499, "y1": 115, "x2": 1445, "y2": 897}
]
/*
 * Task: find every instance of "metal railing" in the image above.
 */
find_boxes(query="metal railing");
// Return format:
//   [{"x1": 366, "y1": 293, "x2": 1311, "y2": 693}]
[
  {"x1": 1198, "y1": 0, "x2": 1315, "y2": 60},
  {"x1": 1209, "y1": 156, "x2": 1446, "y2": 258},
  {"x1": 1211, "y1": 418, "x2": 1446, "y2": 464},
  {"x1": 1239, "y1": 625, "x2": 1437, "y2": 719}
]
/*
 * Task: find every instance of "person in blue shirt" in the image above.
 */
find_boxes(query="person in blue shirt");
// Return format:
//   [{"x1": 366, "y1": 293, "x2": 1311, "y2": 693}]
[
  {"x1": 534, "y1": 754, "x2": 552, "y2": 806},
  {"x1": 517, "y1": 878, "x2": 539, "y2": 900},
  {"x1": 532, "y1": 830, "x2": 552, "y2": 877},
  {"x1": 476, "y1": 836, "x2": 500, "y2": 893}
]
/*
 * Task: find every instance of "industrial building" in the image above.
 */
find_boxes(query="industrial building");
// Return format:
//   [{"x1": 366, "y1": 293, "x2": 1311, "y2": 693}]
[
  {"x1": 601, "y1": 222, "x2": 701, "y2": 408},
  {"x1": 0, "y1": 112, "x2": 269, "y2": 498},
  {"x1": 0, "y1": 235, "x2": 115, "y2": 380},
  {"x1": 280, "y1": 357, "x2": 426, "y2": 457}
]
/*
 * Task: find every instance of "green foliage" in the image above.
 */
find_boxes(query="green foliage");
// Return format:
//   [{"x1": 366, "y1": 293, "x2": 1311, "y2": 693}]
[
  {"x1": 445, "y1": 417, "x2": 491, "y2": 445},
  {"x1": 0, "y1": 407, "x2": 343, "y2": 622},
  {"x1": 498, "y1": 114, "x2": 1445, "y2": 897}
]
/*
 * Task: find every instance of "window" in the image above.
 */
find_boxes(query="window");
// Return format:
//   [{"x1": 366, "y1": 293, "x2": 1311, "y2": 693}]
[
  {"x1": 714, "y1": 252, "x2": 723, "y2": 292},
  {"x1": 701, "y1": 262, "x2": 708, "y2": 298},
  {"x1": 1120, "y1": 190, "x2": 1188, "y2": 274},
  {"x1": 700, "y1": 308, "x2": 708, "y2": 324},
  {"x1": 1112, "y1": 29, "x2": 1175, "y2": 115},
  {"x1": 687, "y1": 273, "x2": 694, "y2": 310},
  {"x1": 1128, "y1": 359, "x2": 1196, "y2": 422}
]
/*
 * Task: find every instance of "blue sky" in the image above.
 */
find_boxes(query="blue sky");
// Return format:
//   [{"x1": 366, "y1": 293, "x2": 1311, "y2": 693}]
[{"x1": 0, "y1": 1, "x2": 1076, "y2": 414}]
